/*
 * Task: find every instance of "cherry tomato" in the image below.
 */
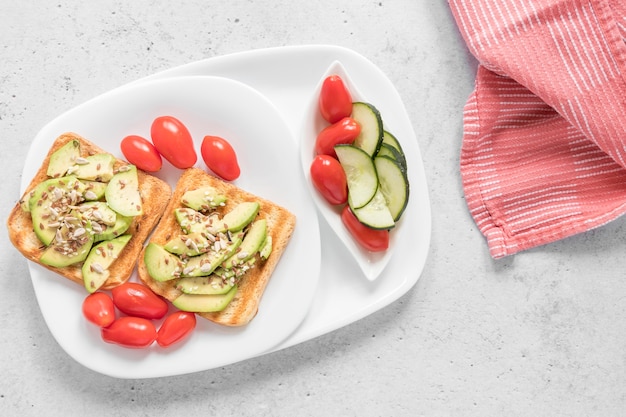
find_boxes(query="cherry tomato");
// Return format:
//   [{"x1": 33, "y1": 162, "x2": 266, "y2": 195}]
[
  {"x1": 120, "y1": 135, "x2": 163, "y2": 172},
  {"x1": 315, "y1": 117, "x2": 361, "y2": 158},
  {"x1": 157, "y1": 311, "x2": 197, "y2": 348},
  {"x1": 82, "y1": 292, "x2": 116, "y2": 328},
  {"x1": 310, "y1": 155, "x2": 348, "y2": 205},
  {"x1": 341, "y1": 205, "x2": 390, "y2": 252},
  {"x1": 150, "y1": 116, "x2": 197, "y2": 169},
  {"x1": 111, "y1": 282, "x2": 168, "y2": 320},
  {"x1": 200, "y1": 135, "x2": 240, "y2": 181},
  {"x1": 319, "y1": 75, "x2": 353, "y2": 123},
  {"x1": 101, "y1": 316, "x2": 157, "y2": 349}
]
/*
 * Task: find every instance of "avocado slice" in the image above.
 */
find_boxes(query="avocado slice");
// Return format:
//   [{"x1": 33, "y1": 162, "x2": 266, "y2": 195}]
[
  {"x1": 82, "y1": 234, "x2": 132, "y2": 293},
  {"x1": 175, "y1": 208, "x2": 202, "y2": 234},
  {"x1": 69, "y1": 153, "x2": 115, "y2": 182},
  {"x1": 79, "y1": 201, "x2": 118, "y2": 226},
  {"x1": 28, "y1": 175, "x2": 85, "y2": 211},
  {"x1": 93, "y1": 213, "x2": 132, "y2": 242},
  {"x1": 47, "y1": 139, "x2": 81, "y2": 178},
  {"x1": 175, "y1": 275, "x2": 235, "y2": 295},
  {"x1": 222, "y1": 218, "x2": 266, "y2": 269},
  {"x1": 164, "y1": 232, "x2": 210, "y2": 257},
  {"x1": 105, "y1": 165, "x2": 143, "y2": 217},
  {"x1": 174, "y1": 208, "x2": 221, "y2": 235},
  {"x1": 40, "y1": 214, "x2": 94, "y2": 267},
  {"x1": 180, "y1": 235, "x2": 242, "y2": 277},
  {"x1": 144, "y1": 243, "x2": 184, "y2": 282},
  {"x1": 172, "y1": 285, "x2": 238, "y2": 313},
  {"x1": 82, "y1": 180, "x2": 107, "y2": 201},
  {"x1": 181, "y1": 186, "x2": 227, "y2": 212},
  {"x1": 216, "y1": 201, "x2": 260, "y2": 233},
  {"x1": 212, "y1": 258, "x2": 256, "y2": 281},
  {"x1": 29, "y1": 176, "x2": 86, "y2": 245},
  {"x1": 259, "y1": 235, "x2": 273, "y2": 260}
]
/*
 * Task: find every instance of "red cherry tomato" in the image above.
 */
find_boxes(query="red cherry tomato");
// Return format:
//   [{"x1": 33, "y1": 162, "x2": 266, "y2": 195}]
[
  {"x1": 82, "y1": 292, "x2": 116, "y2": 328},
  {"x1": 120, "y1": 135, "x2": 163, "y2": 172},
  {"x1": 111, "y1": 282, "x2": 168, "y2": 320},
  {"x1": 319, "y1": 75, "x2": 353, "y2": 123},
  {"x1": 341, "y1": 205, "x2": 390, "y2": 252},
  {"x1": 200, "y1": 135, "x2": 240, "y2": 181},
  {"x1": 150, "y1": 116, "x2": 197, "y2": 169},
  {"x1": 101, "y1": 316, "x2": 157, "y2": 349},
  {"x1": 315, "y1": 117, "x2": 361, "y2": 158},
  {"x1": 157, "y1": 311, "x2": 197, "y2": 348},
  {"x1": 310, "y1": 155, "x2": 348, "y2": 205}
]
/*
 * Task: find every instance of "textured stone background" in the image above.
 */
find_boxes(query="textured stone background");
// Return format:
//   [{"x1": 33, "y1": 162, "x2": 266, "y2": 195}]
[{"x1": 2, "y1": 1, "x2": 625, "y2": 416}]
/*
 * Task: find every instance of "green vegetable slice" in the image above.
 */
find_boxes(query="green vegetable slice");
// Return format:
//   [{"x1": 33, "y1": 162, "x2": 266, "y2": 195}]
[
  {"x1": 374, "y1": 155, "x2": 409, "y2": 222},
  {"x1": 335, "y1": 144, "x2": 378, "y2": 209}
]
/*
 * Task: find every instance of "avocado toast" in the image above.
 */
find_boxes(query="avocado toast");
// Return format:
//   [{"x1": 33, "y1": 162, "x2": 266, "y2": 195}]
[
  {"x1": 137, "y1": 167, "x2": 296, "y2": 326},
  {"x1": 7, "y1": 132, "x2": 172, "y2": 290}
]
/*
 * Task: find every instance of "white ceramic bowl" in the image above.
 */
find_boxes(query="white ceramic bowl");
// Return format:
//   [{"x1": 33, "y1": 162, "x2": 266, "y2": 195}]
[{"x1": 299, "y1": 61, "x2": 400, "y2": 281}]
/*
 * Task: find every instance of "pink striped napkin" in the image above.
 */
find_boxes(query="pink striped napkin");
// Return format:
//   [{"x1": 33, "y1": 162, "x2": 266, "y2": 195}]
[{"x1": 448, "y1": 0, "x2": 626, "y2": 258}]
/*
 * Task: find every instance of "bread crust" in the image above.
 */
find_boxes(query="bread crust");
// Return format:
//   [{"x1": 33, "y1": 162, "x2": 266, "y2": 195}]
[
  {"x1": 7, "y1": 132, "x2": 172, "y2": 289},
  {"x1": 136, "y1": 167, "x2": 296, "y2": 326}
]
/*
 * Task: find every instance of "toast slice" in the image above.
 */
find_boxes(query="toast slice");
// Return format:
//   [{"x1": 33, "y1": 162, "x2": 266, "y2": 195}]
[
  {"x1": 137, "y1": 167, "x2": 296, "y2": 326},
  {"x1": 7, "y1": 132, "x2": 172, "y2": 289}
]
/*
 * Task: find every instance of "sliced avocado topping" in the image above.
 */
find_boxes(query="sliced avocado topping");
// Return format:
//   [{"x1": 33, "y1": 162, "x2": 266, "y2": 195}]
[
  {"x1": 28, "y1": 175, "x2": 85, "y2": 212},
  {"x1": 181, "y1": 186, "x2": 227, "y2": 212},
  {"x1": 82, "y1": 234, "x2": 132, "y2": 293},
  {"x1": 68, "y1": 153, "x2": 115, "y2": 182},
  {"x1": 144, "y1": 243, "x2": 184, "y2": 282},
  {"x1": 40, "y1": 212, "x2": 94, "y2": 267},
  {"x1": 175, "y1": 275, "x2": 235, "y2": 295},
  {"x1": 172, "y1": 286, "x2": 238, "y2": 313},
  {"x1": 28, "y1": 145, "x2": 141, "y2": 289},
  {"x1": 217, "y1": 201, "x2": 260, "y2": 233},
  {"x1": 174, "y1": 208, "x2": 221, "y2": 235},
  {"x1": 180, "y1": 235, "x2": 242, "y2": 277},
  {"x1": 222, "y1": 218, "x2": 266, "y2": 269},
  {"x1": 29, "y1": 176, "x2": 86, "y2": 246},
  {"x1": 47, "y1": 139, "x2": 81, "y2": 178},
  {"x1": 82, "y1": 180, "x2": 107, "y2": 201},
  {"x1": 143, "y1": 186, "x2": 275, "y2": 314},
  {"x1": 93, "y1": 213, "x2": 132, "y2": 242},
  {"x1": 164, "y1": 232, "x2": 211, "y2": 257},
  {"x1": 259, "y1": 235, "x2": 273, "y2": 260},
  {"x1": 79, "y1": 201, "x2": 118, "y2": 226},
  {"x1": 105, "y1": 165, "x2": 143, "y2": 217}
]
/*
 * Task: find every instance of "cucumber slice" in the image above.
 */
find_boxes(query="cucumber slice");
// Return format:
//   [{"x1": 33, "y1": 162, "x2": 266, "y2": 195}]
[
  {"x1": 335, "y1": 144, "x2": 378, "y2": 209},
  {"x1": 381, "y1": 130, "x2": 405, "y2": 158},
  {"x1": 351, "y1": 187, "x2": 395, "y2": 230},
  {"x1": 376, "y1": 143, "x2": 407, "y2": 174},
  {"x1": 379, "y1": 130, "x2": 407, "y2": 172},
  {"x1": 374, "y1": 155, "x2": 409, "y2": 221},
  {"x1": 351, "y1": 102, "x2": 383, "y2": 157}
]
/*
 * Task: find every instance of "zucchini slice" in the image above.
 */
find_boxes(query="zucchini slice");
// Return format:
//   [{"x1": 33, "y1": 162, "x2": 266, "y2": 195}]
[
  {"x1": 335, "y1": 144, "x2": 378, "y2": 209},
  {"x1": 351, "y1": 102, "x2": 383, "y2": 157},
  {"x1": 374, "y1": 155, "x2": 409, "y2": 221}
]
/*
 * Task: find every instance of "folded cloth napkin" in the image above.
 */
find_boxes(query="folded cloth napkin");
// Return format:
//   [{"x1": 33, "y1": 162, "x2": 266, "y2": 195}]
[{"x1": 448, "y1": 0, "x2": 626, "y2": 258}]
